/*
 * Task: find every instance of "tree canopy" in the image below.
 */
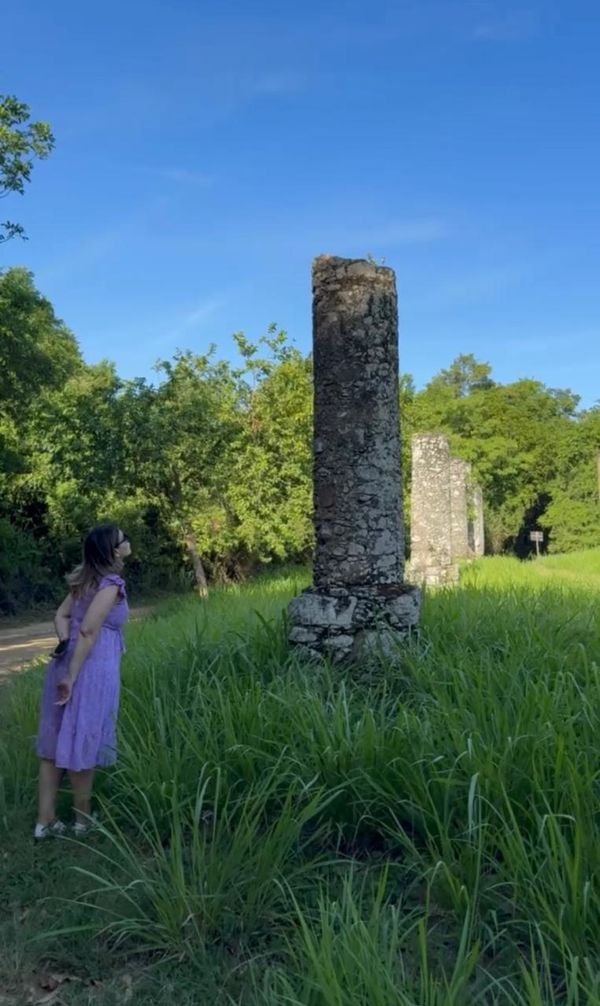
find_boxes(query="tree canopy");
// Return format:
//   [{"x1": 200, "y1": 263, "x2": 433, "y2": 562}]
[
  {"x1": 0, "y1": 94, "x2": 54, "y2": 245},
  {"x1": 1, "y1": 267, "x2": 598, "y2": 613}
]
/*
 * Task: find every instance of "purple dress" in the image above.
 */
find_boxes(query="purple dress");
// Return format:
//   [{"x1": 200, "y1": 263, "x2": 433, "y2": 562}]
[{"x1": 36, "y1": 574, "x2": 128, "y2": 772}]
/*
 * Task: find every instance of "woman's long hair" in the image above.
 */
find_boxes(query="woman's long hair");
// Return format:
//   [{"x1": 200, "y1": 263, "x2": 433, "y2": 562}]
[{"x1": 67, "y1": 523, "x2": 123, "y2": 598}]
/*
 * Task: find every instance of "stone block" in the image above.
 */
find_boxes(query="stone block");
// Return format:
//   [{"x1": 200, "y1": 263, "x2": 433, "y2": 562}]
[{"x1": 288, "y1": 589, "x2": 358, "y2": 629}]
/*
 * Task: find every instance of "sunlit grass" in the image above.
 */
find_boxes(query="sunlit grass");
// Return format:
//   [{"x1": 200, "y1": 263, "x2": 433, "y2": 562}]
[{"x1": 1, "y1": 556, "x2": 599, "y2": 1003}]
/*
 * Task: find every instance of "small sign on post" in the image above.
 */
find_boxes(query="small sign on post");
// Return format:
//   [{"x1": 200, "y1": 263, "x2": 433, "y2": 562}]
[{"x1": 530, "y1": 530, "x2": 543, "y2": 557}]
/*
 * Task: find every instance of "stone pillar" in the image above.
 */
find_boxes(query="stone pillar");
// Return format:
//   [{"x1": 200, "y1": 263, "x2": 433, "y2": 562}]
[
  {"x1": 470, "y1": 484, "x2": 485, "y2": 556},
  {"x1": 408, "y1": 434, "x2": 458, "y2": 585},
  {"x1": 287, "y1": 255, "x2": 420, "y2": 662},
  {"x1": 449, "y1": 458, "x2": 471, "y2": 561}
]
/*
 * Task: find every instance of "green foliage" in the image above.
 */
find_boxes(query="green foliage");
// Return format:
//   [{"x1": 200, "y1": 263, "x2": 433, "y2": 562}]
[
  {"x1": 542, "y1": 496, "x2": 599, "y2": 553},
  {"x1": 0, "y1": 94, "x2": 54, "y2": 245},
  {"x1": 132, "y1": 327, "x2": 312, "y2": 583},
  {"x1": 0, "y1": 517, "x2": 57, "y2": 614},
  {"x1": 226, "y1": 333, "x2": 313, "y2": 564},
  {"x1": 0, "y1": 268, "x2": 81, "y2": 415},
  {"x1": 540, "y1": 408, "x2": 600, "y2": 553},
  {"x1": 149, "y1": 347, "x2": 242, "y2": 579},
  {"x1": 404, "y1": 364, "x2": 597, "y2": 554},
  {"x1": 0, "y1": 265, "x2": 599, "y2": 613},
  {"x1": 426, "y1": 352, "x2": 495, "y2": 397},
  {"x1": 0, "y1": 267, "x2": 82, "y2": 508}
]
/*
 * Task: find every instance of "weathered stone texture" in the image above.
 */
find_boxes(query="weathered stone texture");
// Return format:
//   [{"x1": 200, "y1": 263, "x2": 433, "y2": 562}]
[
  {"x1": 408, "y1": 434, "x2": 458, "y2": 585},
  {"x1": 450, "y1": 458, "x2": 471, "y2": 561},
  {"x1": 288, "y1": 255, "x2": 420, "y2": 662},
  {"x1": 312, "y1": 256, "x2": 404, "y2": 588},
  {"x1": 470, "y1": 484, "x2": 485, "y2": 557},
  {"x1": 288, "y1": 583, "x2": 420, "y2": 662}
]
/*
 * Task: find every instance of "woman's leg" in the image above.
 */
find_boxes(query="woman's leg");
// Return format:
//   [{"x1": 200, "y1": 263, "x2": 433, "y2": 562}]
[
  {"x1": 37, "y1": 759, "x2": 64, "y2": 825},
  {"x1": 68, "y1": 769, "x2": 95, "y2": 825}
]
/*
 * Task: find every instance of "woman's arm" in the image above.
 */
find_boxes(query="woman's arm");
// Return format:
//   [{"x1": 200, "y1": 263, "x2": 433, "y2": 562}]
[
  {"x1": 54, "y1": 593, "x2": 73, "y2": 642},
  {"x1": 56, "y1": 585, "x2": 120, "y2": 705}
]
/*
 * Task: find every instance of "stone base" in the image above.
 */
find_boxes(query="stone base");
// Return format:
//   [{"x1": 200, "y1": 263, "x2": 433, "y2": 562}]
[
  {"x1": 405, "y1": 561, "x2": 459, "y2": 587},
  {"x1": 287, "y1": 583, "x2": 421, "y2": 663}
]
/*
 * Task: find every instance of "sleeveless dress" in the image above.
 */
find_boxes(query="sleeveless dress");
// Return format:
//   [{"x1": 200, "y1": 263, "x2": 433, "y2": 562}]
[{"x1": 36, "y1": 574, "x2": 128, "y2": 772}]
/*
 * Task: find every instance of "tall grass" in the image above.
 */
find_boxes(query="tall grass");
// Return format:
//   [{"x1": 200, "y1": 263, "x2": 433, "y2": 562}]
[{"x1": 1, "y1": 559, "x2": 599, "y2": 1003}]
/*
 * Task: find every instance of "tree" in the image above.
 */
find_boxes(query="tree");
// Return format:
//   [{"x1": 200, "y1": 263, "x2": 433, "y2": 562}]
[
  {"x1": 541, "y1": 407, "x2": 600, "y2": 552},
  {"x1": 404, "y1": 358, "x2": 582, "y2": 554},
  {"x1": 0, "y1": 268, "x2": 81, "y2": 410},
  {"x1": 0, "y1": 269, "x2": 81, "y2": 610},
  {"x1": 0, "y1": 268, "x2": 82, "y2": 490},
  {"x1": 426, "y1": 353, "x2": 495, "y2": 398},
  {"x1": 0, "y1": 95, "x2": 54, "y2": 244},
  {"x1": 21, "y1": 361, "x2": 125, "y2": 537},
  {"x1": 226, "y1": 331, "x2": 313, "y2": 566},
  {"x1": 146, "y1": 328, "x2": 313, "y2": 588},
  {"x1": 149, "y1": 349, "x2": 243, "y2": 592},
  {"x1": 2, "y1": 263, "x2": 600, "y2": 615}
]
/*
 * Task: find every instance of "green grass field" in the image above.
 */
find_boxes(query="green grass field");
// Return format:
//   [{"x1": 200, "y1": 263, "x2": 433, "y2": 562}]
[{"x1": 1, "y1": 552, "x2": 599, "y2": 1004}]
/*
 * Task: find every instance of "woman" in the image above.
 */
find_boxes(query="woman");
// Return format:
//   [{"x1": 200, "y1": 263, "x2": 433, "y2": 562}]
[{"x1": 34, "y1": 523, "x2": 131, "y2": 839}]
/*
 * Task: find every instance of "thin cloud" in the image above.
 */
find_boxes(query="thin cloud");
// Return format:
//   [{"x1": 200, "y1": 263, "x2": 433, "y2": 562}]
[
  {"x1": 473, "y1": 8, "x2": 540, "y2": 42},
  {"x1": 146, "y1": 288, "x2": 249, "y2": 352},
  {"x1": 36, "y1": 196, "x2": 171, "y2": 285},
  {"x1": 180, "y1": 212, "x2": 451, "y2": 259},
  {"x1": 402, "y1": 264, "x2": 529, "y2": 313},
  {"x1": 81, "y1": 296, "x2": 229, "y2": 364},
  {"x1": 249, "y1": 70, "x2": 307, "y2": 96},
  {"x1": 501, "y1": 330, "x2": 600, "y2": 354},
  {"x1": 162, "y1": 167, "x2": 214, "y2": 186},
  {"x1": 142, "y1": 298, "x2": 226, "y2": 351},
  {"x1": 356, "y1": 218, "x2": 449, "y2": 247},
  {"x1": 439, "y1": 265, "x2": 525, "y2": 304},
  {"x1": 179, "y1": 298, "x2": 224, "y2": 330}
]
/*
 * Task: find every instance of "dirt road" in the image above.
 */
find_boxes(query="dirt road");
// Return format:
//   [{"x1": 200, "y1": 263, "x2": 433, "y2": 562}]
[
  {"x1": 0, "y1": 621, "x2": 57, "y2": 681},
  {"x1": 0, "y1": 608, "x2": 152, "y2": 681}
]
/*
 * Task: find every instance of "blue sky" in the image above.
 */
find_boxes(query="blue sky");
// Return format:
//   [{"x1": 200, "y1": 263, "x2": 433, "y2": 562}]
[{"x1": 2, "y1": 0, "x2": 599, "y2": 406}]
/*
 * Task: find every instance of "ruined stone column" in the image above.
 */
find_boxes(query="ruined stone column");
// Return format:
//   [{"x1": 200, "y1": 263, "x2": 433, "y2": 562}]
[
  {"x1": 287, "y1": 255, "x2": 420, "y2": 662},
  {"x1": 449, "y1": 458, "x2": 471, "y2": 561},
  {"x1": 470, "y1": 484, "x2": 485, "y2": 556},
  {"x1": 408, "y1": 434, "x2": 458, "y2": 585}
]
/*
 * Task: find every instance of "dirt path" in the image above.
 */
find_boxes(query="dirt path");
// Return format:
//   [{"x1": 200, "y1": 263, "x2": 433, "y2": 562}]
[{"x1": 0, "y1": 608, "x2": 152, "y2": 681}]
